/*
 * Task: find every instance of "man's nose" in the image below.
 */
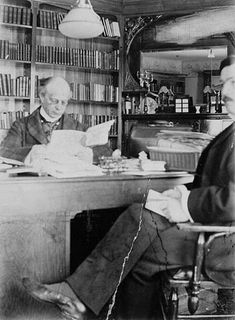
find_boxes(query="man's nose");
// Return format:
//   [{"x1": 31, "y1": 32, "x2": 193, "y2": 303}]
[{"x1": 56, "y1": 101, "x2": 64, "y2": 108}]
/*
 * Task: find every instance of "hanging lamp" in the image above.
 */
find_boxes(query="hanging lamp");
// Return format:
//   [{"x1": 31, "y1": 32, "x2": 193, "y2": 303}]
[{"x1": 58, "y1": 0, "x2": 104, "y2": 39}]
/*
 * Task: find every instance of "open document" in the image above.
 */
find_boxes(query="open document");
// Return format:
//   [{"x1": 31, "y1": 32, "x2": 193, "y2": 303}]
[
  {"x1": 7, "y1": 120, "x2": 115, "y2": 178},
  {"x1": 48, "y1": 119, "x2": 115, "y2": 153}
]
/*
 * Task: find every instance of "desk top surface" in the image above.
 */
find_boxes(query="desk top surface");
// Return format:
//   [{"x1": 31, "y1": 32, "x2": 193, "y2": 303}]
[
  {"x1": 0, "y1": 171, "x2": 194, "y2": 215},
  {"x1": 0, "y1": 171, "x2": 194, "y2": 185}
]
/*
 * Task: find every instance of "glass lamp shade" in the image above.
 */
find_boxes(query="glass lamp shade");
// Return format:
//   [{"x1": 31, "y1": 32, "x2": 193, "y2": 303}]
[{"x1": 59, "y1": 3, "x2": 104, "y2": 39}]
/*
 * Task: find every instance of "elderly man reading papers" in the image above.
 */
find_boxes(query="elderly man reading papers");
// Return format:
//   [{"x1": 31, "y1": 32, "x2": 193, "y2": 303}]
[
  {"x1": 8, "y1": 55, "x2": 235, "y2": 320},
  {"x1": 0, "y1": 76, "x2": 112, "y2": 173}
]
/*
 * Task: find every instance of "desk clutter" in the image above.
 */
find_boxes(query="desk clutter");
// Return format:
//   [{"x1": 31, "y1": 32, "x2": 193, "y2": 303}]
[
  {"x1": 1, "y1": 127, "x2": 211, "y2": 177},
  {"x1": 147, "y1": 130, "x2": 212, "y2": 171}
]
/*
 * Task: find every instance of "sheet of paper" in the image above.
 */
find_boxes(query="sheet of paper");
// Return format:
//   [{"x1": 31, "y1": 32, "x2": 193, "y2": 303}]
[
  {"x1": 145, "y1": 189, "x2": 169, "y2": 218},
  {"x1": 43, "y1": 158, "x2": 104, "y2": 178},
  {"x1": 85, "y1": 120, "x2": 115, "y2": 147},
  {"x1": 48, "y1": 130, "x2": 86, "y2": 155},
  {"x1": 0, "y1": 156, "x2": 24, "y2": 166}
]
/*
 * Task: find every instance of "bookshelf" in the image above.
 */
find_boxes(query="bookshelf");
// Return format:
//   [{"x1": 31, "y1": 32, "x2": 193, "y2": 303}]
[{"x1": 0, "y1": 0, "x2": 122, "y2": 149}]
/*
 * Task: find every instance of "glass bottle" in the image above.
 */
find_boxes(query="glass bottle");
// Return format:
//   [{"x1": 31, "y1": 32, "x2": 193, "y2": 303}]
[{"x1": 124, "y1": 94, "x2": 132, "y2": 114}]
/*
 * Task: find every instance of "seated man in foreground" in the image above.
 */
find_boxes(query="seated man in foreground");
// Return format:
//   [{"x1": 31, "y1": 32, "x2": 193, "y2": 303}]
[
  {"x1": 0, "y1": 76, "x2": 112, "y2": 165},
  {"x1": 24, "y1": 56, "x2": 235, "y2": 320}
]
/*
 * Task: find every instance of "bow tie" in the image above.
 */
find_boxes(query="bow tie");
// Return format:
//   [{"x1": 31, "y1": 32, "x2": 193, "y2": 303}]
[{"x1": 40, "y1": 116, "x2": 61, "y2": 141}]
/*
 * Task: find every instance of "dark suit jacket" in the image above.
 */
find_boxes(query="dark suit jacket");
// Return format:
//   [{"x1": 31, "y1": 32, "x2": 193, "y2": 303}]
[
  {"x1": 0, "y1": 108, "x2": 112, "y2": 163},
  {"x1": 188, "y1": 122, "x2": 235, "y2": 223},
  {"x1": 68, "y1": 123, "x2": 235, "y2": 314}
]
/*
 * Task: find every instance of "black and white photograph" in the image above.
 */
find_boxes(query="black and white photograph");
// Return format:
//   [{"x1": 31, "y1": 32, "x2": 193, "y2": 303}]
[{"x1": 0, "y1": 0, "x2": 235, "y2": 319}]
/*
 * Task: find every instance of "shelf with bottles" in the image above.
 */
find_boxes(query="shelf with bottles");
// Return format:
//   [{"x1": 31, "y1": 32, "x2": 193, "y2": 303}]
[
  {"x1": 122, "y1": 86, "x2": 227, "y2": 117},
  {"x1": 150, "y1": 72, "x2": 185, "y2": 96},
  {"x1": 122, "y1": 113, "x2": 230, "y2": 121},
  {"x1": 122, "y1": 72, "x2": 185, "y2": 115}
]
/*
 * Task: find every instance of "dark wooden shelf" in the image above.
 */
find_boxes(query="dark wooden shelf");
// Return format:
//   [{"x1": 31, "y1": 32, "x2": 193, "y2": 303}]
[
  {"x1": 35, "y1": 62, "x2": 119, "y2": 73},
  {"x1": 122, "y1": 113, "x2": 230, "y2": 121},
  {"x1": 0, "y1": 22, "x2": 32, "y2": 29},
  {"x1": 0, "y1": 96, "x2": 30, "y2": 100},
  {"x1": 0, "y1": 58, "x2": 31, "y2": 64},
  {"x1": 36, "y1": 27, "x2": 120, "y2": 42},
  {"x1": 70, "y1": 99, "x2": 118, "y2": 105}
]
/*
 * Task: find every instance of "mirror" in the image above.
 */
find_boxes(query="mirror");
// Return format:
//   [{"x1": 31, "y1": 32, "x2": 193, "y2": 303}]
[
  {"x1": 140, "y1": 46, "x2": 228, "y2": 106},
  {"x1": 125, "y1": 7, "x2": 235, "y2": 91}
]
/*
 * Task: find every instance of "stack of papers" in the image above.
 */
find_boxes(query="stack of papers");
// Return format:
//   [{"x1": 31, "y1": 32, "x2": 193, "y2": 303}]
[
  {"x1": 43, "y1": 157, "x2": 104, "y2": 178},
  {"x1": 0, "y1": 156, "x2": 24, "y2": 173}
]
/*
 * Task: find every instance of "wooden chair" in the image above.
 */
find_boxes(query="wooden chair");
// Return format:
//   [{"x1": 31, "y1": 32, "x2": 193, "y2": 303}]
[{"x1": 160, "y1": 223, "x2": 235, "y2": 320}]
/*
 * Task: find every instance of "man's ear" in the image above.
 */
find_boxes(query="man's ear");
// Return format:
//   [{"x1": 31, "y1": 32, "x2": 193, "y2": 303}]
[{"x1": 39, "y1": 91, "x2": 45, "y2": 103}]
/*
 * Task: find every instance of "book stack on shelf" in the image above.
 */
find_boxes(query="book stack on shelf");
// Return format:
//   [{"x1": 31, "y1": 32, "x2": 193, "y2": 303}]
[
  {"x1": 0, "y1": 110, "x2": 29, "y2": 129},
  {"x1": 0, "y1": 39, "x2": 31, "y2": 61},
  {"x1": 0, "y1": 74, "x2": 30, "y2": 97},
  {"x1": 35, "y1": 45, "x2": 119, "y2": 70},
  {"x1": 70, "y1": 82, "x2": 118, "y2": 103},
  {"x1": 37, "y1": 8, "x2": 120, "y2": 39},
  {"x1": 38, "y1": 9, "x2": 66, "y2": 30},
  {"x1": 1, "y1": 4, "x2": 32, "y2": 26},
  {"x1": 101, "y1": 17, "x2": 120, "y2": 38}
]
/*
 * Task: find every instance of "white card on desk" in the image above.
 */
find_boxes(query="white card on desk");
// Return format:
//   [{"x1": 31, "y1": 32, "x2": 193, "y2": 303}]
[{"x1": 145, "y1": 189, "x2": 169, "y2": 218}]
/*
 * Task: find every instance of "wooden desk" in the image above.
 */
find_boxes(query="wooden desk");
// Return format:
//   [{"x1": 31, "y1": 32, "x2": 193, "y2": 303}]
[{"x1": 0, "y1": 173, "x2": 193, "y2": 319}]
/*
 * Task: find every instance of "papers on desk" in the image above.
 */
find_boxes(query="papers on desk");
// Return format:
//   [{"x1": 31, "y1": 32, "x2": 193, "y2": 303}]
[
  {"x1": 43, "y1": 157, "x2": 104, "y2": 178},
  {"x1": 0, "y1": 156, "x2": 24, "y2": 166},
  {"x1": 19, "y1": 120, "x2": 115, "y2": 178},
  {"x1": 6, "y1": 160, "x2": 104, "y2": 178}
]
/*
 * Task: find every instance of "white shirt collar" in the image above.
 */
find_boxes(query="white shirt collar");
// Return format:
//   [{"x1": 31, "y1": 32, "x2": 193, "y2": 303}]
[{"x1": 40, "y1": 107, "x2": 61, "y2": 123}]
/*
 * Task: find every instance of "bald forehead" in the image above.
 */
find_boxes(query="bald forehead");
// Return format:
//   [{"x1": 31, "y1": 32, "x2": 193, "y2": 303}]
[{"x1": 45, "y1": 77, "x2": 71, "y2": 97}]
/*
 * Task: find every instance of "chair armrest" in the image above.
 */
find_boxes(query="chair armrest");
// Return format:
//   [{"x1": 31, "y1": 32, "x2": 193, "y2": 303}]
[{"x1": 176, "y1": 222, "x2": 235, "y2": 233}]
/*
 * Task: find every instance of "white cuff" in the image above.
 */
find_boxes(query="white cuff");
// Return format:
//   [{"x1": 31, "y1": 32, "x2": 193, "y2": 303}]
[{"x1": 175, "y1": 185, "x2": 194, "y2": 222}]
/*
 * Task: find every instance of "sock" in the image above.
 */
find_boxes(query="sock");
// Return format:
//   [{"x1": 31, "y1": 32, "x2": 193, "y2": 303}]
[
  {"x1": 45, "y1": 281, "x2": 86, "y2": 313},
  {"x1": 45, "y1": 281, "x2": 78, "y2": 301}
]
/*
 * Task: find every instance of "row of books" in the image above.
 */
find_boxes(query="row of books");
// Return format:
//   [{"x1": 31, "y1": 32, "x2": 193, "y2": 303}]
[
  {"x1": 101, "y1": 17, "x2": 120, "y2": 38},
  {"x1": 0, "y1": 40, "x2": 31, "y2": 61},
  {"x1": 0, "y1": 74, "x2": 119, "y2": 104},
  {"x1": 0, "y1": 39, "x2": 119, "y2": 70},
  {"x1": 0, "y1": 110, "x2": 118, "y2": 136},
  {"x1": 0, "y1": 74, "x2": 31, "y2": 97},
  {"x1": 1, "y1": 5, "x2": 120, "y2": 38},
  {"x1": 69, "y1": 114, "x2": 118, "y2": 136},
  {"x1": 37, "y1": 9, "x2": 66, "y2": 30},
  {"x1": 36, "y1": 46, "x2": 119, "y2": 70},
  {"x1": 0, "y1": 110, "x2": 29, "y2": 129},
  {"x1": 1, "y1": 5, "x2": 32, "y2": 26},
  {"x1": 70, "y1": 82, "x2": 118, "y2": 103}
]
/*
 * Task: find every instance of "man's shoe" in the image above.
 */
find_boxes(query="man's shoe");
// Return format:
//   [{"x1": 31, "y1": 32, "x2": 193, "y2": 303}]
[{"x1": 22, "y1": 277, "x2": 85, "y2": 320}]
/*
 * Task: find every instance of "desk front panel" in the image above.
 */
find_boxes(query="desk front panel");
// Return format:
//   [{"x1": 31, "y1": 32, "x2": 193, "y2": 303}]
[{"x1": 0, "y1": 174, "x2": 193, "y2": 319}]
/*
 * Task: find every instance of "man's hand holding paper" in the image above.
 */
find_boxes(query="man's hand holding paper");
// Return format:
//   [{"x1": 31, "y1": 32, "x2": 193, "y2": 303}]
[
  {"x1": 145, "y1": 186, "x2": 192, "y2": 223},
  {"x1": 23, "y1": 120, "x2": 115, "y2": 177}
]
